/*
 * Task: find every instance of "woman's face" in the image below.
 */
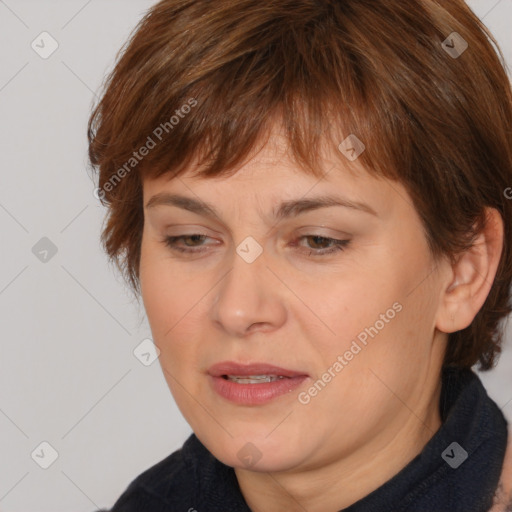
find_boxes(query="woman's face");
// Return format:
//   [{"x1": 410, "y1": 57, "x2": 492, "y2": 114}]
[{"x1": 139, "y1": 132, "x2": 450, "y2": 473}]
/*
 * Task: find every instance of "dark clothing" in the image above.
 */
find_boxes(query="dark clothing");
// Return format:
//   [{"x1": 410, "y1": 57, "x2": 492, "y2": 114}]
[{"x1": 101, "y1": 368, "x2": 509, "y2": 512}]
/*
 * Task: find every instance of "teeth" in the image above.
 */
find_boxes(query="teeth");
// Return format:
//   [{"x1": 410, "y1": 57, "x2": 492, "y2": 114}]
[{"x1": 226, "y1": 375, "x2": 287, "y2": 384}]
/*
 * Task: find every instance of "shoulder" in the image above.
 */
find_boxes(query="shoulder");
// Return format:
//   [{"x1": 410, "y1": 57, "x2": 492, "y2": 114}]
[
  {"x1": 489, "y1": 427, "x2": 512, "y2": 512},
  {"x1": 107, "y1": 434, "x2": 207, "y2": 511}
]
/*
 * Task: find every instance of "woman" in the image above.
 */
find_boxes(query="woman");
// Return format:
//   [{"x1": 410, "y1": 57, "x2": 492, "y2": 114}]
[{"x1": 88, "y1": 0, "x2": 512, "y2": 510}]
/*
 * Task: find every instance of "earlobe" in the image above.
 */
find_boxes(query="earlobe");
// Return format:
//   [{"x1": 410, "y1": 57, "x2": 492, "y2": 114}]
[{"x1": 436, "y1": 208, "x2": 504, "y2": 334}]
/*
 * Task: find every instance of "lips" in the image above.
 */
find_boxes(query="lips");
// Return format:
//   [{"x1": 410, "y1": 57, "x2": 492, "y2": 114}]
[
  {"x1": 208, "y1": 362, "x2": 308, "y2": 379},
  {"x1": 208, "y1": 361, "x2": 309, "y2": 405}
]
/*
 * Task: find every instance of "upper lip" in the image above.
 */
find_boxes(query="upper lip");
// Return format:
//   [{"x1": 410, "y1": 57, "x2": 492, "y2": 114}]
[{"x1": 208, "y1": 361, "x2": 308, "y2": 378}]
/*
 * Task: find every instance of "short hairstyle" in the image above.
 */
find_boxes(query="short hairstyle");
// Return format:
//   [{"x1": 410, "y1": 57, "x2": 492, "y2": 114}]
[{"x1": 87, "y1": 0, "x2": 512, "y2": 371}]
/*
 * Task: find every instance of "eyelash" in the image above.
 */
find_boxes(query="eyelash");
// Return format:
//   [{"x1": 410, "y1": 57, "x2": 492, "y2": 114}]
[{"x1": 161, "y1": 234, "x2": 350, "y2": 257}]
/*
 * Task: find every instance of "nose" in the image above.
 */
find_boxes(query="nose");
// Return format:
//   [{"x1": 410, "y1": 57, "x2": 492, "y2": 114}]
[{"x1": 210, "y1": 245, "x2": 287, "y2": 338}]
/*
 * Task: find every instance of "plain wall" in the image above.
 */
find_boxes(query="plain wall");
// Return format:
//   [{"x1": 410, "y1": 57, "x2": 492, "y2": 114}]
[{"x1": 0, "y1": 1, "x2": 511, "y2": 510}]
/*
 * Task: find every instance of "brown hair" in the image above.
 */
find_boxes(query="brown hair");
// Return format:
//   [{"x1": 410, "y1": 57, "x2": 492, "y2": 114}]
[{"x1": 87, "y1": 0, "x2": 512, "y2": 371}]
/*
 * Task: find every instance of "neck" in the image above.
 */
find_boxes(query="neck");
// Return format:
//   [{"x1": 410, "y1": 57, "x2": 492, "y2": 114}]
[{"x1": 235, "y1": 378, "x2": 443, "y2": 512}]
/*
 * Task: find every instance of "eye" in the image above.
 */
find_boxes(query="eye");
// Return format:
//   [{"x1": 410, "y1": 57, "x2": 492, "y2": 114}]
[
  {"x1": 162, "y1": 234, "x2": 212, "y2": 253},
  {"x1": 161, "y1": 234, "x2": 350, "y2": 257},
  {"x1": 292, "y1": 235, "x2": 350, "y2": 257}
]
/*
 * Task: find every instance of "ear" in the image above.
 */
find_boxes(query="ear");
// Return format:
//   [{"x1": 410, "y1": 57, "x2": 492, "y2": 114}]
[{"x1": 436, "y1": 207, "x2": 504, "y2": 334}]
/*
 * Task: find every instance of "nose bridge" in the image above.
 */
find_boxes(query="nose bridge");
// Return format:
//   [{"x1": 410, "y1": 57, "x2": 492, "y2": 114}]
[
  {"x1": 215, "y1": 241, "x2": 266, "y2": 312},
  {"x1": 211, "y1": 239, "x2": 284, "y2": 335}
]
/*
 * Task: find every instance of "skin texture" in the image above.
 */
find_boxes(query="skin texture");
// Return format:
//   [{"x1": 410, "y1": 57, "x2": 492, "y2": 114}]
[{"x1": 139, "y1": 127, "x2": 503, "y2": 512}]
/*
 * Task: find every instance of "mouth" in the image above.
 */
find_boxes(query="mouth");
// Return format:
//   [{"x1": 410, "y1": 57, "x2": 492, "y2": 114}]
[
  {"x1": 208, "y1": 362, "x2": 309, "y2": 405},
  {"x1": 222, "y1": 375, "x2": 289, "y2": 384},
  {"x1": 208, "y1": 361, "x2": 308, "y2": 379}
]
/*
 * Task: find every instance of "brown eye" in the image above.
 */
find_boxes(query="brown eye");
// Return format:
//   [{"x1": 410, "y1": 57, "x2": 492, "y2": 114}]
[
  {"x1": 162, "y1": 234, "x2": 211, "y2": 253},
  {"x1": 293, "y1": 235, "x2": 350, "y2": 257}
]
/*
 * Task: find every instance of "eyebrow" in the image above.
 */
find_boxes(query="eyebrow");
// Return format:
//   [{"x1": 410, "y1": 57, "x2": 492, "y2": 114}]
[{"x1": 145, "y1": 192, "x2": 377, "y2": 220}]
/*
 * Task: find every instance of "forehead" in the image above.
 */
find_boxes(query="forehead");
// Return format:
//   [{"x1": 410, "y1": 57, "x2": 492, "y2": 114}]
[
  {"x1": 141, "y1": 124, "x2": 411, "y2": 226},
  {"x1": 144, "y1": 127, "x2": 371, "y2": 192}
]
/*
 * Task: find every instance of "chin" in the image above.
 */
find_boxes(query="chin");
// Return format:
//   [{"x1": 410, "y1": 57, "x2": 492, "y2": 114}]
[{"x1": 199, "y1": 429, "x2": 307, "y2": 472}]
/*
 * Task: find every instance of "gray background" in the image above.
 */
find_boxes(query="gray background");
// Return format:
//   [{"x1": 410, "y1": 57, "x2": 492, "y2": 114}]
[{"x1": 0, "y1": 1, "x2": 511, "y2": 510}]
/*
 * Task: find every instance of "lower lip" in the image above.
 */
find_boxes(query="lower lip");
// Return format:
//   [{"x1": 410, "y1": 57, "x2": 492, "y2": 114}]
[{"x1": 209, "y1": 375, "x2": 308, "y2": 405}]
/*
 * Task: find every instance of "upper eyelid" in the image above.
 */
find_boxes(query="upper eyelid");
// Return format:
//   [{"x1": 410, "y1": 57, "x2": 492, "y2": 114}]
[
  {"x1": 164, "y1": 233, "x2": 349, "y2": 248},
  {"x1": 161, "y1": 223, "x2": 351, "y2": 237},
  {"x1": 163, "y1": 232, "x2": 348, "y2": 242}
]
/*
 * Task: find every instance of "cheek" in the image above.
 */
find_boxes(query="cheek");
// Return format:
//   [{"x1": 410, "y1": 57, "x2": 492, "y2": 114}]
[
  {"x1": 311, "y1": 247, "x2": 435, "y2": 372},
  {"x1": 139, "y1": 244, "x2": 216, "y2": 388},
  {"x1": 304, "y1": 264, "x2": 402, "y2": 350},
  {"x1": 139, "y1": 242, "x2": 199, "y2": 344}
]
